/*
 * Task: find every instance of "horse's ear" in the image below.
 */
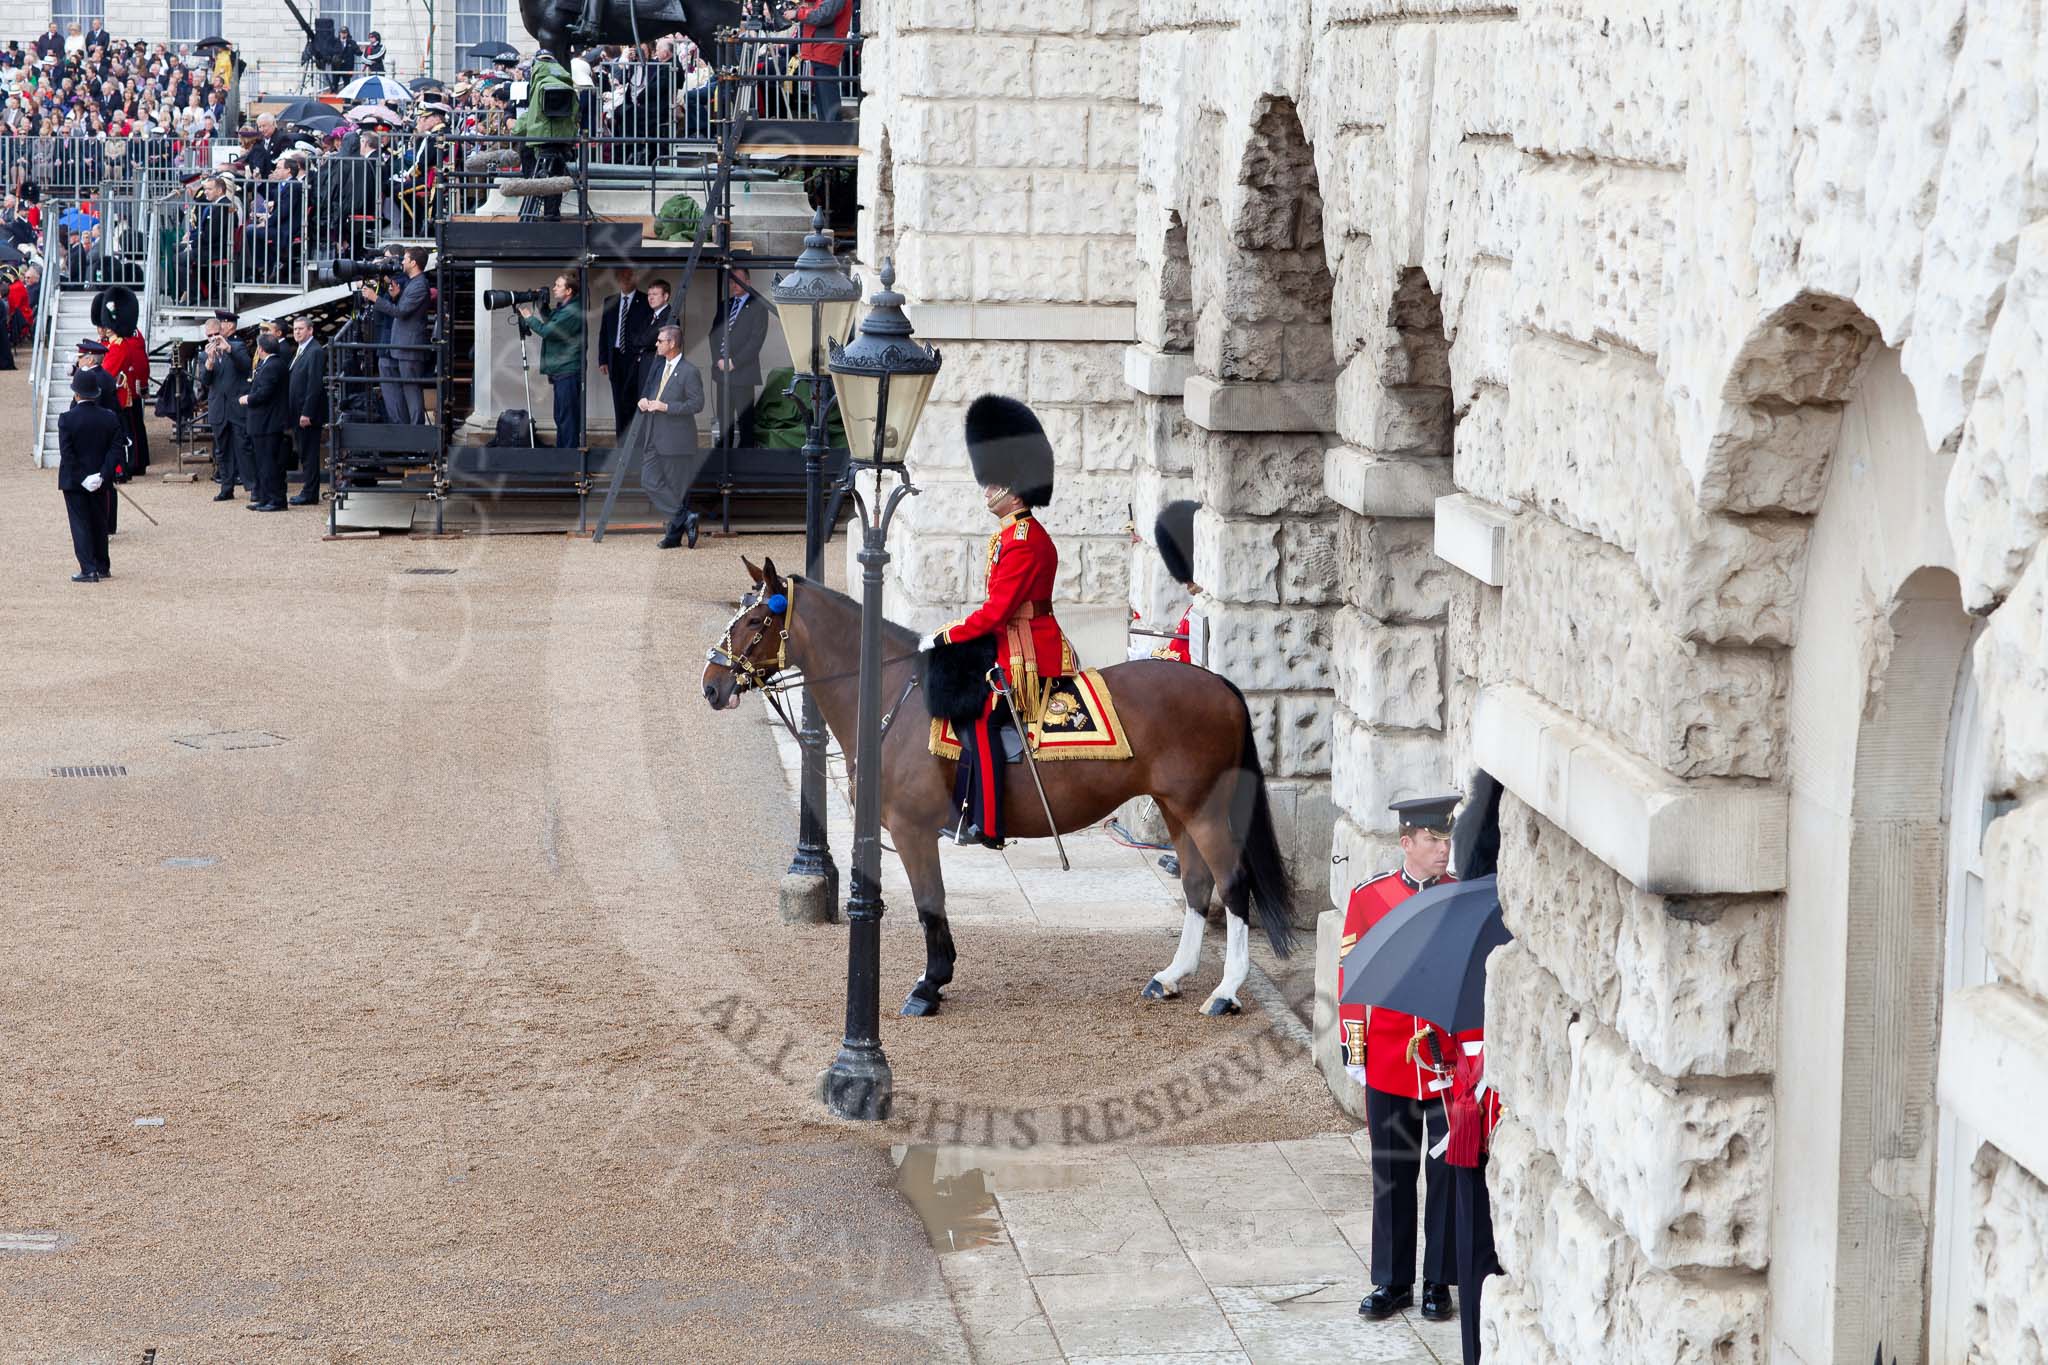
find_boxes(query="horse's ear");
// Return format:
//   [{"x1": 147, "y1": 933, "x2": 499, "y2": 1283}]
[
  {"x1": 742, "y1": 556, "x2": 763, "y2": 586},
  {"x1": 761, "y1": 556, "x2": 782, "y2": 588}
]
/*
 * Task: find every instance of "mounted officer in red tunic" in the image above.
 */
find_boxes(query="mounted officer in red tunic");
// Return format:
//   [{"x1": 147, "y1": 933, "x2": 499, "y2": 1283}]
[{"x1": 917, "y1": 395, "x2": 1075, "y2": 847}]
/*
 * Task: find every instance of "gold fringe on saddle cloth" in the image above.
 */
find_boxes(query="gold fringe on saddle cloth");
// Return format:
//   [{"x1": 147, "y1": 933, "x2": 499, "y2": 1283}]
[{"x1": 928, "y1": 668, "x2": 1133, "y2": 762}]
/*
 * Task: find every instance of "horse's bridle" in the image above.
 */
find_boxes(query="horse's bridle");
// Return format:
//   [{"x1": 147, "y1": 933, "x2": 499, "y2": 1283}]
[{"x1": 705, "y1": 585, "x2": 790, "y2": 698}]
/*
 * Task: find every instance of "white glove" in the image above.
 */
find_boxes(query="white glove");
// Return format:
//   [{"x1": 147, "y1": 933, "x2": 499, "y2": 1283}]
[
  {"x1": 1344, "y1": 1064, "x2": 1366, "y2": 1087},
  {"x1": 82, "y1": 473, "x2": 103, "y2": 492},
  {"x1": 917, "y1": 632, "x2": 940, "y2": 652}
]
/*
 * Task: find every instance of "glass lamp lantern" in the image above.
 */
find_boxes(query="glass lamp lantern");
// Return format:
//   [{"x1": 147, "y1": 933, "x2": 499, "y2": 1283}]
[
  {"x1": 770, "y1": 208, "x2": 862, "y2": 380},
  {"x1": 828, "y1": 258, "x2": 941, "y2": 466}
]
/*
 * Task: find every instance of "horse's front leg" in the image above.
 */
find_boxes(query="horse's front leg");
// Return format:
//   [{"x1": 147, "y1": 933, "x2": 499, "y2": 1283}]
[
  {"x1": 1143, "y1": 825, "x2": 1215, "y2": 1002},
  {"x1": 894, "y1": 830, "x2": 955, "y2": 1017}
]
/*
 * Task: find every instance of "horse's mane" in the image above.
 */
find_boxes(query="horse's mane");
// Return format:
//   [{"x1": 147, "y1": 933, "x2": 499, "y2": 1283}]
[{"x1": 788, "y1": 575, "x2": 921, "y2": 648}]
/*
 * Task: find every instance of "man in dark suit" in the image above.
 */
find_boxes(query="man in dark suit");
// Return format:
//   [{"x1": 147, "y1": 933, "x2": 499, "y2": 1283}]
[
  {"x1": 598, "y1": 268, "x2": 652, "y2": 439},
  {"x1": 708, "y1": 266, "x2": 770, "y2": 448},
  {"x1": 201, "y1": 311, "x2": 253, "y2": 499},
  {"x1": 367, "y1": 246, "x2": 431, "y2": 423},
  {"x1": 58, "y1": 367, "x2": 121, "y2": 582},
  {"x1": 286, "y1": 315, "x2": 328, "y2": 504},
  {"x1": 621, "y1": 322, "x2": 706, "y2": 550},
  {"x1": 241, "y1": 332, "x2": 290, "y2": 510}
]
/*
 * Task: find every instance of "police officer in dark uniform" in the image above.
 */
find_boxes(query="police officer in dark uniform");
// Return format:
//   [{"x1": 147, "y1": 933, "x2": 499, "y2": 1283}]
[
  {"x1": 1340, "y1": 793, "x2": 1464, "y2": 1324},
  {"x1": 71, "y1": 338, "x2": 125, "y2": 533},
  {"x1": 57, "y1": 367, "x2": 122, "y2": 582}
]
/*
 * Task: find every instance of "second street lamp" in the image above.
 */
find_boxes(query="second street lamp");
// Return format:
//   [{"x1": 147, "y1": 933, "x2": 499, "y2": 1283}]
[
  {"x1": 819, "y1": 258, "x2": 941, "y2": 1122},
  {"x1": 769, "y1": 209, "x2": 861, "y2": 926}
]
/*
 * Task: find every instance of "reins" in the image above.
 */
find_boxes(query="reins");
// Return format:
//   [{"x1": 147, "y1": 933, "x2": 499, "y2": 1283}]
[{"x1": 709, "y1": 579, "x2": 926, "y2": 753}]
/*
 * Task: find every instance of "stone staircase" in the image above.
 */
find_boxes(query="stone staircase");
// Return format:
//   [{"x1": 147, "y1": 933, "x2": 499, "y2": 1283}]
[{"x1": 34, "y1": 290, "x2": 106, "y2": 469}]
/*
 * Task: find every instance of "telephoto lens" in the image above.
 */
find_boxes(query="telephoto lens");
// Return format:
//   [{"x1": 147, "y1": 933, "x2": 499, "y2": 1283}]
[
  {"x1": 319, "y1": 256, "x2": 404, "y2": 287},
  {"x1": 482, "y1": 287, "x2": 550, "y2": 310}
]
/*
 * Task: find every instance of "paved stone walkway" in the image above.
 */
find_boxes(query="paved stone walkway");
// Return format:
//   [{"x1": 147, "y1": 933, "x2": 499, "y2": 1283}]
[
  {"x1": 894, "y1": 1139, "x2": 1463, "y2": 1364},
  {"x1": 766, "y1": 706, "x2": 1460, "y2": 1362}
]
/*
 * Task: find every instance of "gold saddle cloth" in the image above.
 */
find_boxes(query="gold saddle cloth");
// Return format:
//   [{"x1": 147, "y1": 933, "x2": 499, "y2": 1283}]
[{"x1": 928, "y1": 669, "x2": 1132, "y2": 762}]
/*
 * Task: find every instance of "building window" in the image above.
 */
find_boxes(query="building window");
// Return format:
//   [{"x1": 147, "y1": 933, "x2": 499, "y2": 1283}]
[
  {"x1": 51, "y1": 0, "x2": 104, "y2": 29},
  {"x1": 455, "y1": 0, "x2": 507, "y2": 57},
  {"x1": 168, "y1": 0, "x2": 222, "y2": 43},
  {"x1": 320, "y1": 0, "x2": 372, "y2": 43}
]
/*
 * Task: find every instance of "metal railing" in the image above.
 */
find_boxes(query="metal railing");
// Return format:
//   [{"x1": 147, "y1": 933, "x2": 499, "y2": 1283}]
[
  {"x1": 715, "y1": 28, "x2": 862, "y2": 125},
  {"x1": 245, "y1": 62, "x2": 378, "y2": 98}
]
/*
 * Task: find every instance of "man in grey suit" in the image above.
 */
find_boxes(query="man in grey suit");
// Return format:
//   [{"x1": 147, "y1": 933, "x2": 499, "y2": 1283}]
[
  {"x1": 709, "y1": 266, "x2": 770, "y2": 448},
  {"x1": 365, "y1": 246, "x2": 431, "y2": 423},
  {"x1": 621, "y1": 322, "x2": 706, "y2": 549}
]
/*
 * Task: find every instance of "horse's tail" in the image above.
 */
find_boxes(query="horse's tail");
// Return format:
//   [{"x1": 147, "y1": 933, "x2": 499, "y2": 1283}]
[{"x1": 1218, "y1": 677, "x2": 1297, "y2": 958}]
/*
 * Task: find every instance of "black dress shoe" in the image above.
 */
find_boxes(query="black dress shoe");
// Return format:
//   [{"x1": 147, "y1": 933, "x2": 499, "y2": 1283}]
[
  {"x1": 251, "y1": 502, "x2": 284, "y2": 512},
  {"x1": 655, "y1": 530, "x2": 683, "y2": 550},
  {"x1": 70, "y1": 571, "x2": 101, "y2": 583},
  {"x1": 684, "y1": 511, "x2": 700, "y2": 548},
  {"x1": 1359, "y1": 1285, "x2": 1413, "y2": 1319},
  {"x1": 1419, "y1": 1281, "x2": 1455, "y2": 1321},
  {"x1": 212, "y1": 489, "x2": 235, "y2": 502},
  {"x1": 288, "y1": 494, "x2": 318, "y2": 506}
]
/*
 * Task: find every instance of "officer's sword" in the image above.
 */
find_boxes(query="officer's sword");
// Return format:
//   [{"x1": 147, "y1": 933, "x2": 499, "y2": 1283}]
[
  {"x1": 988, "y1": 663, "x2": 1069, "y2": 871},
  {"x1": 112, "y1": 481, "x2": 158, "y2": 526}
]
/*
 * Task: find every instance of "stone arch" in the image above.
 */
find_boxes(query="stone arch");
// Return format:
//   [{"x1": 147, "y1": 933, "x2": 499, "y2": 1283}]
[{"x1": 1773, "y1": 342, "x2": 1970, "y2": 1365}]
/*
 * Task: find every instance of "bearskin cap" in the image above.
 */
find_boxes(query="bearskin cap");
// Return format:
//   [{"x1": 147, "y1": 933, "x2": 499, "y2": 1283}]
[
  {"x1": 1155, "y1": 499, "x2": 1200, "y2": 586},
  {"x1": 965, "y1": 394, "x2": 1054, "y2": 508}
]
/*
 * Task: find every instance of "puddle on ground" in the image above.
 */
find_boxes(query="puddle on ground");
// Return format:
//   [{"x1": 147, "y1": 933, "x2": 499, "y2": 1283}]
[{"x1": 893, "y1": 1144, "x2": 1114, "y2": 1255}]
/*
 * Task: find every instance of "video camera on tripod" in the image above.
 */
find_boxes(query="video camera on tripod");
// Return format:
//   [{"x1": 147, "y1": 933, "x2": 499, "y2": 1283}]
[{"x1": 318, "y1": 255, "x2": 406, "y2": 287}]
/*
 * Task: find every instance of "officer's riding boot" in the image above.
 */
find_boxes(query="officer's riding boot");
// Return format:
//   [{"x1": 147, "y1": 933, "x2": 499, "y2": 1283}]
[{"x1": 944, "y1": 707, "x2": 1007, "y2": 849}]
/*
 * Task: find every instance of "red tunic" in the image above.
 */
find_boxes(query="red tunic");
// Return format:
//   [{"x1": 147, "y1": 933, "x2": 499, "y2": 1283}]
[
  {"x1": 104, "y1": 333, "x2": 148, "y2": 408},
  {"x1": 1338, "y1": 868, "x2": 1460, "y2": 1099},
  {"x1": 938, "y1": 510, "x2": 1073, "y2": 699},
  {"x1": 1444, "y1": 1038, "x2": 1502, "y2": 1168}
]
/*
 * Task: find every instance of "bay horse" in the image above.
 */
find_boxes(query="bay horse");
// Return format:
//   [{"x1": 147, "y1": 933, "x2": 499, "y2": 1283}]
[{"x1": 701, "y1": 558, "x2": 1297, "y2": 1019}]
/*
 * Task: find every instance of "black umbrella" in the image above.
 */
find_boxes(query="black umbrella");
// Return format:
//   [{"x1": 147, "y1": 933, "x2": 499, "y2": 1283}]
[
  {"x1": 274, "y1": 98, "x2": 332, "y2": 124},
  {"x1": 194, "y1": 36, "x2": 234, "y2": 53},
  {"x1": 1339, "y1": 875, "x2": 1509, "y2": 1035},
  {"x1": 297, "y1": 112, "x2": 345, "y2": 133},
  {"x1": 408, "y1": 76, "x2": 448, "y2": 92},
  {"x1": 468, "y1": 40, "x2": 518, "y2": 62},
  {"x1": 0, "y1": 241, "x2": 25, "y2": 266}
]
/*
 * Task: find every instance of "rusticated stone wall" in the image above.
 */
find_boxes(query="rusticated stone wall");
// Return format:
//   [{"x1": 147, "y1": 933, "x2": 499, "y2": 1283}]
[{"x1": 859, "y1": 2, "x2": 2048, "y2": 1359}]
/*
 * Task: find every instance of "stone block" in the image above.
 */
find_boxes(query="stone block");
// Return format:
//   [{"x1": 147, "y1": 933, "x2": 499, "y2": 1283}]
[
  {"x1": 1034, "y1": 36, "x2": 1139, "y2": 101},
  {"x1": 1085, "y1": 237, "x2": 1138, "y2": 306},
  {"x1": 1485, "y1": 944, "x2": 1578, "y2": 1160},
  {"x1": 895, "y1": 166, "x2": 1033, "y2": 235},
  {"x1": 1506, "y1": 337, "x2": 1808, "y2": 647},
  {"x1": 1276, "y1": 694, "x2": 1334, "y2": 777},
  {"x1": 1563, "y1": 1024, "x2": 1773, "y2": 1271},
  {"x1": 1981, "y1": 534, "x2": 2048, "y2": 794},
  {"x1": 1486, "y1": 1117, "x2": 1561, "y2": 1285},
  {"x1": 1327, "y1": 812, "x2": 1403, "y2": 908},
  {"x1": 1984, "y1": 800, "x2": 2048, "y2": 1003},
  {"x1": 1474, "y1": 683, "x2": 1788, "y2": 895},
  {"x1": 1193, "y1": 432, "x2": 1331, "y2": 517},
  {"x1": 973, "y1": 236, "x2": 1090, "y2": 303},
  {"x1": 1454, "y1": 383, "x2": 1513, "y2": 508},
  {"x1": 1088, "y1": 104, "x2": 1142, "y2": 168},
  {"x1": 1125, "y1": 345, "x2": 1196, "y2": 397},
  {"x1": 1433, "y1": 492, "x2": 1510, "y2": 588},
  {"x1": 1028, "y1": 341, "x2": 1131, "y2": 403},
  {"x1": 1080, "y1": 539, "x2": 1131, "y2": 603},
  {"x1": 1203, "y1": 603, "x2": 1334, "y2": 691},
  {"x1": 1329, "y1": 713, "x2": 1449, "y2": 824},
  {"x1": 1323, "y1": 445, "x2": 1455, "y2": 519},
  {"x1": 1184, "y1": 376, "x2": 1337, "y2": 433},
  {"x1": 980, "y1": 0, "x2": 1090, "y2": 34},
  {"x1": 1501, "y1": 7, "x2": 1686, "y2": 169},
  {"x1": 897, "y1": 534, "x2": 976, "y2": 606},
  {"x1": 1283, "y1": 321, "x2": 1339, "y2": 384},
  {"x1": 1332, "y1": 613, "x2": 1443, "y2": 732},
  {"x1": 1500, "y1": 796, "x2": 1778, "y2": 1078},
  {"x1": 1030, "y1": 170, "x2": 1138, "y2": 237},
  {"x1": 893, "y1": 230, "x2": 976, "y2": 303},
  {"x1": 1512, "y1": 160, "x2": 1674, "y2": 357},
  {"x1": 1338, "y1": 512, "x2": 1453, "y2": 623},
  {"x1": 897, "y1": 33, "x2": 1033, "y2": 99},
  {"x1": 1335, "y1": 357, "x2": 1454, "y2": 457},
  {"x1": 1142, "y1": 399, "x2": 1198, "y2": 477},
  {"x1": 1970, "y1": 1147, "x2": 2048, "y2": 1364},
  {"x1": 1081, "y1": 403, "x2": 1141, "y2": 473},
  {"x1": 1193, "y1": 508, "x2": 1280, "y2": 604},
  {"x1": 894, "y1": 99, "x2": 980, "y2": 168},
  {"x1": 1937, "y1": 985, "x2": 2048, "y2": 1197},
  {"x1": 1311, "y1": 909, "x2": 1369, "y2": 1120},
  {"x1": 1279, "y1": 519, "x2": 1342, "y2": 606},
  {"x1": 1479, "y1": 1278, "x2": 1564, "y2": 1365},
  {"x1": 1504, "y1": 514, "x2": 1788, "y2": 782},
  {"x1": 975, "y1": 102, "x2": 1088, "y2": 169},
  {"x1": 1948, "y1": 221, "x2": 2048, "y2": 612},
  {"x1": 932, "y1": 341, "x2": 1032, "y2": 401}
]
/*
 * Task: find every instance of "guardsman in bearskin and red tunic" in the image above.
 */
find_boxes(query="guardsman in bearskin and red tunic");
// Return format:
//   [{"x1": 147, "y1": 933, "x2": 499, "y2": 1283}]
[
  {"x1": 102, "y1": 320, "x2": 150, "y2": 479},
  {"x1": 1342, "y1": 793, "x2": 1463, "y2": 1324},
  {"x1": 917, "y1": 394, "x2": 1075, "y2": 847},
  {"x1": 1150, "y1": 498, "x2": 1200, "y2": 663}
]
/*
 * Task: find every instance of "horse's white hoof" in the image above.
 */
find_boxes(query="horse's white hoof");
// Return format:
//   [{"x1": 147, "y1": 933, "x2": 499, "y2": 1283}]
[
  {"x1": 1141, "y1": 977, "x2": 1180, "y2": 1002},
  {"x1": 1200, "y1": 995, "x2": 1243, "y2": 1017}
]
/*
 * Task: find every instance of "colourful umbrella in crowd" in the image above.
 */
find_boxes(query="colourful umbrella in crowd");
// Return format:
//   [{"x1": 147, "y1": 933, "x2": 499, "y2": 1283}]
[{"x1": 340, "y1": 74, "x2": 410, "y2": 105}]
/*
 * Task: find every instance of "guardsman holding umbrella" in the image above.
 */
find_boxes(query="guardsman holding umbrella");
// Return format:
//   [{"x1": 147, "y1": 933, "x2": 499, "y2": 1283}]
[{"x1": 1341, "y1": 793, "x2": 1462, "y2": 1323}]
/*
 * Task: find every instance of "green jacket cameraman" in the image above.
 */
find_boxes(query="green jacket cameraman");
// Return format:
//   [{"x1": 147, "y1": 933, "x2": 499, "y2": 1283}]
[
  {"x1": 517, "y1": 273, "x2": 587, "y2": 448},
  {"x1": 513, "y1": 52, "x2": 579, "y2": 141}
]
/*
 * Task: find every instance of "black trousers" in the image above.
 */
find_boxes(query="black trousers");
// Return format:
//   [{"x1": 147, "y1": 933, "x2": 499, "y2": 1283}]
[
  {"x1": 123, "y1": 402, "x2": 149, "y2": 473},
  {"x1": 294, "y1": 423, "x2": 322, "y2": 494},
  {"x1": 1454, "y1": 1160, "x2": 1499, "y2": 1364},
  {"x1": 212, "y1": 423, "x2": 236, "y2": 487},
  {"x1": 1365, "y1": 1084, "x2": 1457, "y2": 1288},
  {"x1": 252, "y1": 433, "x2": 288, "y2": 505},
  {"x1": 608, "y1": 352, "x2": 642, "y2": 439},
  {"x1": 62, "y1": 487, "x2": 109, "y2": 575}
]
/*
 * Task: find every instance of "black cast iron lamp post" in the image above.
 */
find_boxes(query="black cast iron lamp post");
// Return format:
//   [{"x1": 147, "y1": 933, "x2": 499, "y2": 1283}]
[
  {"x1": 770, "y1": 208, "x2": 861, "y2": 925},
  {"x1": 819, "y1": 258, "x2": 941, "y2": 1121}
]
